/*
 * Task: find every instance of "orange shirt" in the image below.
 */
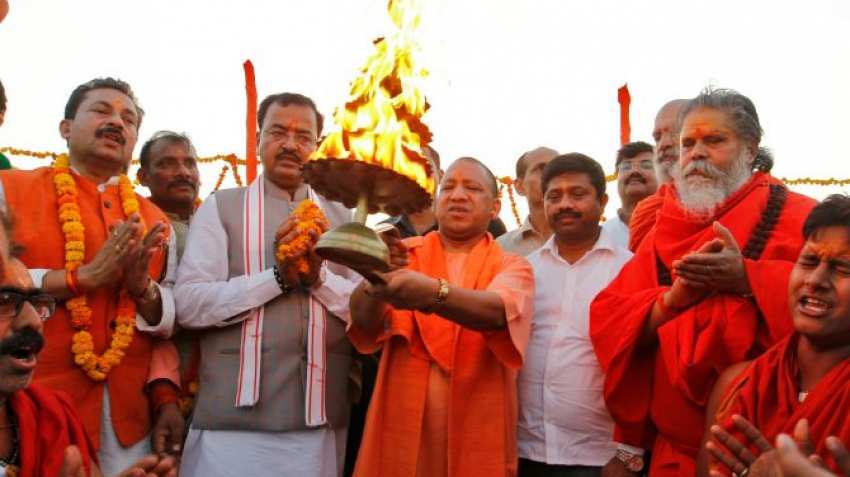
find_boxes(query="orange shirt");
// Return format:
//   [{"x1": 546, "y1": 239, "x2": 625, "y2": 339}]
[
  {"x1": 0, "y1": 167, "x2": 174, "y2": 449},
  {"x1": 349, "y1": 232, "x2": 534, "y2": 477}
]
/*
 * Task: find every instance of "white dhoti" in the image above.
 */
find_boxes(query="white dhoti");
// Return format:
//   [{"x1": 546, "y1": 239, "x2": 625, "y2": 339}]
[
  {"x1": 97, "y1": 388, "x2": 151, "y2": 476},
  {"x1": 180, "y1": 425, "x2": 347, "y2": 477}
]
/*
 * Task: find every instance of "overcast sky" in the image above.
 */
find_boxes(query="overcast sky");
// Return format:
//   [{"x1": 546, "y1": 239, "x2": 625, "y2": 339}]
[{"x1": 2, "y1": 0, "x2": 849, "y2": 226}]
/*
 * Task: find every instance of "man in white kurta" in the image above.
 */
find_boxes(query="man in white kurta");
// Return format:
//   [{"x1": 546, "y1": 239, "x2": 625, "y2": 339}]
[{"x1": 175, "y1": 93, "x2": 358, "y2": 477}]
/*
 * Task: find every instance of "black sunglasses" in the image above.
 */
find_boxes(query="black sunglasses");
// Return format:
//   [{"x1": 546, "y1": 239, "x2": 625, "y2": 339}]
[{"x1": 0, "y1": 288, "x2": 57, "y2": 321}]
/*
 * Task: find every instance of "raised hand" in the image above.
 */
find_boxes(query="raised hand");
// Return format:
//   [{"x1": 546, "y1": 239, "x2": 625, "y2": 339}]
[
  {"x1": 707, "y1": 414, "x2": 774, "y2": 476},
  {"x1": 376, "y1": 224, "x2": 409, "y2": 270},
  {"x1": 124, "y1": 219, "x2": 168, "y2": 298},
  {"x1": 673, "y1": 222, "x2": 751, "y2": 296},
  {"x1": 77, "y1": 217, "x2": 141, "y2": 292}
]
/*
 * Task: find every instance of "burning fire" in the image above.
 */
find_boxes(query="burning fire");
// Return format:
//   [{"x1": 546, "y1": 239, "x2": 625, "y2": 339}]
[{"x1": 311, "y1": 0, "x2": 435, "y2": 196}]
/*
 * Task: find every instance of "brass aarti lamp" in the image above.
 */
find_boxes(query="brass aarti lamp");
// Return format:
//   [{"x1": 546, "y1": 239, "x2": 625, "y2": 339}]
[{"x1": 303, "y1": 0, "x2": 435, "y2": 281}]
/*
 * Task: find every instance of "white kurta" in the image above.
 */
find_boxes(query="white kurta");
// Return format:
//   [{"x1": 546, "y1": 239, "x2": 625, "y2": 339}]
[
  {"x1": 181, "y1": 426, "x2": 347, "y2": 477},
  {"x1": 174, "y1": 188, "x2": 360, "y2": 477}
]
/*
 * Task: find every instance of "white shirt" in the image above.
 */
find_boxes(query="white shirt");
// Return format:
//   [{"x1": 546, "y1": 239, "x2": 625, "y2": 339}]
[
  {"x1": 174, "y1": 193, "x2": 360, "y2": 329},
  {"x1": 518, "y1": 226, "x2": 633, "y2": 466},
  {"x1": 601, "y1": 213, "x2": 630, "y2": 251}
]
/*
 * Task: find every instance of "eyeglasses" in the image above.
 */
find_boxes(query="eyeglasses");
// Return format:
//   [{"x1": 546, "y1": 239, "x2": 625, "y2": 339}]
[
  {"x1": 0, "y1": 289, "x2": 56, "y2": 321},
  {"x1": 617, "y1": 159, "x2": 655, "y2": 173}
]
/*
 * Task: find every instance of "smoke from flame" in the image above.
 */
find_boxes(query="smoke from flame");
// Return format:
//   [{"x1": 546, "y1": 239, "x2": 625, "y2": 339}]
[{"x1": 311, "y1": 0, "x2": 435, "y2": 196}]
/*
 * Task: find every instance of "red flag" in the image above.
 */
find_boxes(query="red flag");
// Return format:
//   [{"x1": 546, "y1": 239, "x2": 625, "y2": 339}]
[
  {"x1": 618, "y1": 84, "x2": 631, "y2": 145},
  {"x1": 244, "y1": 60, "x2": 258, "y2": 183}
]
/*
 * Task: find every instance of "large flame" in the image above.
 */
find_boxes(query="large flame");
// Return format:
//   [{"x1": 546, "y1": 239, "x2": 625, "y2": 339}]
[{"x1": 311, "y1": 0, "x2": 435, "y2": 196}]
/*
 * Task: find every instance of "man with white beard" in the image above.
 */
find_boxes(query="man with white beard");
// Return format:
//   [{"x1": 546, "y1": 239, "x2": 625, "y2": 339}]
[{"x1": 591, "y1": 88, "x2": 817, "y2": 476}]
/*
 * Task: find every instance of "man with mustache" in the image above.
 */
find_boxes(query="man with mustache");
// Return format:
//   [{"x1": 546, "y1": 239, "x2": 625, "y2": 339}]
[
  {"x1": 0, "y1": 77, "x2": 181, "y2": 475},
  {"x1": 590, "y1": 88, "x2": 816, "y2": 476},
  {"x1": 0, "y1": 210, "x2": 179, "y2": 477},
  {"x1": 627, "y1": 99, "x2": 688, "y2": 252},
  {"x1": 175, "y1": 92, "x2": 357, "y2": 477},
  {"x1": 348, "y1": 157, "x2": 534, "y2": 477},
  {"x1": 138, "y1": 130, "x2": 201, "y2": 261},
  {"x1": 137, "y1": 130, "x2": 202, "y2": 451},
  {"x1": 517, "y1": 154, "x2": 632, "y2": 477},
  {"x1": 603, "y1": 142, "x2": 657, "y2": 250},
  {"x1": 498, "y1": 147, "x2": 558, "y2": 256}
]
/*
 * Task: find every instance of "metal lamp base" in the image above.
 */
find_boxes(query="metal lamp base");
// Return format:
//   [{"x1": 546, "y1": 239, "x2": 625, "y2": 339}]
[{"x1": 315, "y1": 222, "x2": 390, "y2": 283}]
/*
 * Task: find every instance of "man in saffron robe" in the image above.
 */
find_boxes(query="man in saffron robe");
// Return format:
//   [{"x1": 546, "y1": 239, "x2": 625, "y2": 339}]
[
  {"x1": 349, "y1": 157, "x2": 534, "y2": 477},
  {"x1": 627, "y1": 98, "x2": 687, "y2": 252},
  {"x1": 704, "y1": 194, "x2": 850, "y2": 476},
  {"x1": 0, "y1": 209, "x2": 177, "y2": 477},
  {"x1": 0, "y1": 78, "x2": 181, "y2": 475},
  {"x1": 590, "y1": 88, "x2": 816, "y2": 477}
]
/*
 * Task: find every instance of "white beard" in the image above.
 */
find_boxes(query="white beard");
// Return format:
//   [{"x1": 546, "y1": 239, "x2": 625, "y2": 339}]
[{"x1": 672, "y1": 152, "x2": 753, "y2": 218}]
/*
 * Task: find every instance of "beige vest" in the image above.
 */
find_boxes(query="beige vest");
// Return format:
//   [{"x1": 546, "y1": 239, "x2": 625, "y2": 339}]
[{"x1": 192, "y1": 178, "x2": 354, "y2": 431}]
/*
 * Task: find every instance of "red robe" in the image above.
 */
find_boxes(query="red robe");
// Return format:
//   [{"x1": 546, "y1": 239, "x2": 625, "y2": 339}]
[
  {"x1": 714, "y1": 334, "x2": 850, "y2": 475},
  {"x1": 590, "y1": 173, "x2": 815, "y2": 476},
  {"x1": 13, "y1": 383, "x2": 97, "y2": 477},
  {"x1": 628, "y1": 185, "x2": 668, "y2": 253}
]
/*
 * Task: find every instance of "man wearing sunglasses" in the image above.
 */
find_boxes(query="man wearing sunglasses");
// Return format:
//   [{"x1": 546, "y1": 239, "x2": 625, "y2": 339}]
[
  {"x1": 0, "y1": 212, "x2": 178, "y2": 477},
  {"x1": 602, "y1": 141, "x2": 658, "y2": 250}
]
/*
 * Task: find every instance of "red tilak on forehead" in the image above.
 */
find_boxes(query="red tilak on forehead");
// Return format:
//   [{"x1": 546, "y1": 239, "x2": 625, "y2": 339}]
[{"x1": 809, "y1": 241, "x2": 850, "y2": 262}]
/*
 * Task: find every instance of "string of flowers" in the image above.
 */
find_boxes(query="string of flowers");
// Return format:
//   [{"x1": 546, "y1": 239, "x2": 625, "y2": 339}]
[
  {"x1": 226, "y1": 154, "x2": 244, "y2": 186},
  {"x1": 11, "y1": 147, "x2": 850, "y2": 188},
  {"x1": 3, "y1": 146, "x2": 248, "y2": 165},
  {"x1": 54, "y1": 154, "x2": 141, "y2": 381},
  {"x1": 275, "y1": 200, "x2": 326, "y2": 275},
  {"x1": 212, "y1": 164, "x2": 230, "y2": 192},
  {"x1": 498, "y1": 177, "x2": 522, "y2": 227}
]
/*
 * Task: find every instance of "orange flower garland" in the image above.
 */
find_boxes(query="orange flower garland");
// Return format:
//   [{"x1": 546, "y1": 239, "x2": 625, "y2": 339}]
[
  {"x1": 498, "y1": 176, "x2": 522, "y2": 227},
  {"x1": 275, "y1": 200, "x2": 326, "y2": 275},
  {"x1": 53, "y1": 154, "x2": 144, "y2": 382}
]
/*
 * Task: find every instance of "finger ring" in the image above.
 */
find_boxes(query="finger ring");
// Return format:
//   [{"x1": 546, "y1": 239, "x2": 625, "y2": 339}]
[{"x1": 114, "y1": 245, "x2": 121, "y2": 253}]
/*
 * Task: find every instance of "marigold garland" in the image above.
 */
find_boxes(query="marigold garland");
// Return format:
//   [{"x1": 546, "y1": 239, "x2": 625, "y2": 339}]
[
  {"x1": 52, "y1": 154, "x2": 145, "y2": 382},
  {"x1": 275, "y1": 200, "x2": 326, "y2": 275},
  {"x1": 498, "y1": 177, "x2": 522, "y2": 227}
]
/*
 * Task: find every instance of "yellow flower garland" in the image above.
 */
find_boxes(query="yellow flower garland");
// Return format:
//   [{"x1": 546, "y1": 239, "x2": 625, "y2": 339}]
[
  {"x1": 275, "y1": 200, "x2": 326, "y2": 275},
  {"x1": 53, "y1": 154, "x2": 144, "y2": 382}
]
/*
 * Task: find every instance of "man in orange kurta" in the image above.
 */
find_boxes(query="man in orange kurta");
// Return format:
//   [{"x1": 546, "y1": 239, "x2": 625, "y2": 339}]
[
  {"x1": 348, "y1": 157, "x2": 534, "y2": 477},
  {"x1": 0, "y1": 78, "x2": 181, "y2": 475},
  {"x1": 627, "y1": 99, "x2": 687, "y2": 252},
  {"x1": 590, "y1": 89, "x2": 816, "y2": 476},
  {"x1": 705, "y1": 195, "x2": 850, "y2": 476}
]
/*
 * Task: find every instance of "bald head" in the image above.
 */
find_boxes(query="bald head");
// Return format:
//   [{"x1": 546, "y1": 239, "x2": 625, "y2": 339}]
[
  {"x1": 516, "y1": 147, "x2": 559, "y2": 180},
  {"x1": 449, "y1": 157, "x2": 499, "y2": 196},
  {"x1": 652, "y1": 99, "x2": 688, "y2": 183}
]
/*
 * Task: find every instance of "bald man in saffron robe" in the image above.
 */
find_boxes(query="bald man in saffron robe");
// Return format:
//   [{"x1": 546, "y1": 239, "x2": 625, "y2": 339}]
[
  {"x1": 348, "y1": 157, "x2": 534, "y2": 477},
  {"x1": 704, "y1": 194, "x2": 850, "y2": 477},
  {"x1": 590, "y1": 89, "x2": 816, "y2": 476},
  {"x1": 627, "y1": 99, "x2": 687, "y2": 252}
]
